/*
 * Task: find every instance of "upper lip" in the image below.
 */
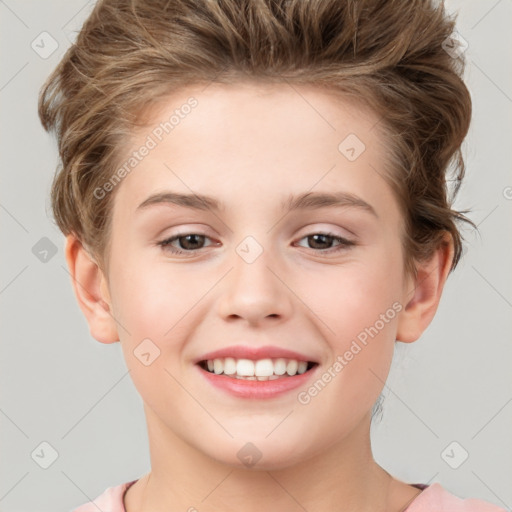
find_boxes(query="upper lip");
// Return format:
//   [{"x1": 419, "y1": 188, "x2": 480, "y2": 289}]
[{"x1": 194, "y1": 345, "x2": 318, "y2": 364}]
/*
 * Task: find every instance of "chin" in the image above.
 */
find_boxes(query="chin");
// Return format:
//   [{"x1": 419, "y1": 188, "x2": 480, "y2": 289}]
[{"x1": 202, "y1": 434, "x2": 313, "y2": 471}]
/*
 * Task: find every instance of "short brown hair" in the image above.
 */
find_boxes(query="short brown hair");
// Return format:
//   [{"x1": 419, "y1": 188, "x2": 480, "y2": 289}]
[{"x1": 38, "y1": 0, "x2": 474, "y2": 277}]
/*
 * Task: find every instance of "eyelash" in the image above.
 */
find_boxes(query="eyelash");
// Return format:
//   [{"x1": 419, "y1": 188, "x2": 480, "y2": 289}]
[{"x1": 157, "y1": 231, "x2": 356, "y2": 257}]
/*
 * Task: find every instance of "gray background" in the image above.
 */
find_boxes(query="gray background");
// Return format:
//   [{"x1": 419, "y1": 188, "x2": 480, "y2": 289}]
[{"x1": 1, "y1": 1, "x2": 511, "y2": 510}]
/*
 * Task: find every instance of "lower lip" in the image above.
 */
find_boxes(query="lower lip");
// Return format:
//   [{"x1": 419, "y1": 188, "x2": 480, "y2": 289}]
[{"x1": 196, "y1": 364, "x2": 318, "y2": 399}]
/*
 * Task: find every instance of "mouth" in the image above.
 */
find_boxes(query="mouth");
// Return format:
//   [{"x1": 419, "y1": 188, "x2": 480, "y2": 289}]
[{"x1": 198, "y1": 357, "x2": 318, "y2": 380}]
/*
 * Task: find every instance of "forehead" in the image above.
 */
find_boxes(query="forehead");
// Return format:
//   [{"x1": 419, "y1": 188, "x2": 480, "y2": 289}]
[
  {"x1": 142, "y1": 81, "x2": 380, "y2": 151},
  {"x1": 111, "y1": 81, "x2": 398, "y2": 224}
]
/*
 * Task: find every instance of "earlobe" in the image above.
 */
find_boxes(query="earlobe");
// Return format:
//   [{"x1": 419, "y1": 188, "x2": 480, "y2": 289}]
[
  {"x1": 396, "y1": 233, "x2": 455, "y2": 343},
  {"x1": 65, "y1": 235, "x2": 119, "y2": 344}
]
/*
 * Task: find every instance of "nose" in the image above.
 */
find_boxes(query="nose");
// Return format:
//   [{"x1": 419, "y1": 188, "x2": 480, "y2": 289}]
[{"x1": 216, "y1": 241, "x2": 293, "y2": 326}]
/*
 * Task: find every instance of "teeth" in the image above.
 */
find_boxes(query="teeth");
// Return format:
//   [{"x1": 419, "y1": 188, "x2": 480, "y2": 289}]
[
  {"x1": 274, "y1": 358, "x2": 287, "y2": 375},
  {"x1": 254, "y1": 359, "x2": 273, "y2": 377},
  {"x1": 286, "y1": 359, "x2": 298, "y2": 375},
  {"x1": 202, "y1": 357, "x2": 313, "y2": 378},
  {"x1": 223, "y1": 357, "x2": 236, "y2": 375},
  {"x1": 236, "y1": 359, "x2": 254, "y2": 376},
  {"x1": 297, "y1": 361, "x2": 308, "y2": 374},
  {"x1": 213, "y1": 358, "x2": 223, "y2": 374}
]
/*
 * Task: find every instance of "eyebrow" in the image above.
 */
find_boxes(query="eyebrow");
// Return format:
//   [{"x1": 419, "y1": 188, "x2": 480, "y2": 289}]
[{"x1": 137, "y1": 190, "x2": 378, "y2": 217}]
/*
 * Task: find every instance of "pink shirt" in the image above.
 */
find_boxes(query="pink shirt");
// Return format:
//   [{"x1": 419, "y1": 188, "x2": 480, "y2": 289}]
[{"x1": 72, "y1": 480, "x2": 508, "y2": 511}]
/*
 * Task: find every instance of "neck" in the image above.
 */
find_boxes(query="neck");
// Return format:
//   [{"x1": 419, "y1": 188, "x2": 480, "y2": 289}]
[{"x1": 125, "y1": 407, "x2": 395, "y2": 512}]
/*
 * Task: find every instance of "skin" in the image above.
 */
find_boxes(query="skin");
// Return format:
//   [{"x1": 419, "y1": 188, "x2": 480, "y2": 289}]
[{"x1": 66, "y1": 82, "x2": 453, "y2": 512}]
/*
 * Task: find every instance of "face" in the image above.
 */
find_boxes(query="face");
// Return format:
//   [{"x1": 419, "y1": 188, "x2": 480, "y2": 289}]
[{"x1": 102, "y1": 82, "x2": 411, "y2": 469}]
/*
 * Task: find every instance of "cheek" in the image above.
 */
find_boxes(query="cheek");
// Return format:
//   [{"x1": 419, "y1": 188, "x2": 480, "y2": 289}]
[
  {"x1": 109, "y1": 256, "x2": 209, "y2": 374},
  {"x1": 309, "y1": 249, "x2": 404, "y2": 337},
  {"x1": 107, "y1": 252, "x2": 182, "y2": 349},
  {"x1": 108, "y1": 261, "x2": 189, "y2": 405},
  {"x1": 307, "y1": 250, "x2": 403, "y2": 394}
]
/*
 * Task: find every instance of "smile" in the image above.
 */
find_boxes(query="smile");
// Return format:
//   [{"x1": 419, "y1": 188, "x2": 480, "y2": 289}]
[
  {"x1": 196, "y1": 357, "x2": 319, "y2": 399},
  {"x1": 199, "y1": 357, "x2": 317, "y2": 379}
]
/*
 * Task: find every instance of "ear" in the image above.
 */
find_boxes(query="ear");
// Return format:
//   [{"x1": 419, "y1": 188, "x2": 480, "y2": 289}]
[
  {"x1": 65, "y1": 234, "x2": 119, "y2": 344},
  {"x1": 396, "y1": 233, "x2": 454, "y2": 343}
]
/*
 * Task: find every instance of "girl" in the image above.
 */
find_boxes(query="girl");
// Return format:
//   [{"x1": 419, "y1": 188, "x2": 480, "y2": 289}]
[{"x1": 38, "y1": 0, "x2": 507, "y2": 510}]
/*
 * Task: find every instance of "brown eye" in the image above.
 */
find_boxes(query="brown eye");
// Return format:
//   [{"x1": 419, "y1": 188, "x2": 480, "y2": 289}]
[
  {"x1": 306, "y1": 234, "x2": 335, "y2": 249},
  {"x1": 295, "y1": 232, "x2": 355, "y2": 254},
  {"x1": 174, "y1": 234, "x2": 206, "y2": 250},
  {"x1": 158, "y1": 233, "x2": 214, "y2": 255}
]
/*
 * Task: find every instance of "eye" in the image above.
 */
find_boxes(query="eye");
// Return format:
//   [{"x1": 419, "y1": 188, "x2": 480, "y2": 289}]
[
  {"x1": 157, "y1": 231, "x2": 355, "y2": 257},
  {"x1": 157, "y1": 233, "x2": 216, "y2": 255},
  {"x1": 295, "y1": 232, "x2": 355, "y2": 254}
]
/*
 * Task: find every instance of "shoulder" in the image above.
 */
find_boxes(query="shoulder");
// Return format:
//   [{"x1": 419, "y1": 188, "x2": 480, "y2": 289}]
[
  {"x1": 407, "y1": 483, "x2": 508, "y2": 512},
  {"x1": 70, "y1": 479, "x2": 138, "y2": 512}
]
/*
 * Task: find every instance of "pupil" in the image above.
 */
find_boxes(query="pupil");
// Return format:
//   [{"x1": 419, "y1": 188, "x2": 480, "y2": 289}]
[
  {"x1": 309, "y1": 234, "x2": 331, "y2": 249},
  {"x1": 181, "y1": 234, "x2": 204, "y2": 250}
]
